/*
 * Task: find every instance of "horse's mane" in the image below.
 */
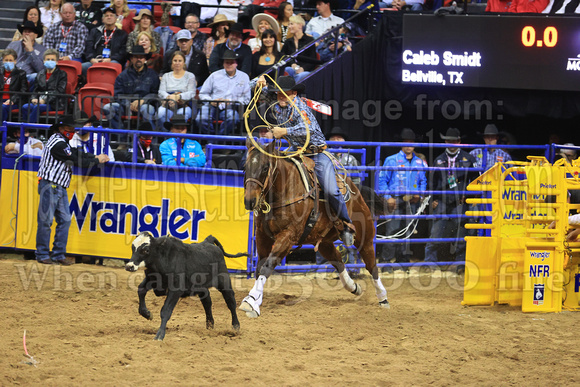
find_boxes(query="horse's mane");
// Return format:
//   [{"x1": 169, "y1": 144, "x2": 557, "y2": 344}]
[{"x1": 359, "y1": 185, "x2": 390, "y2": 217}]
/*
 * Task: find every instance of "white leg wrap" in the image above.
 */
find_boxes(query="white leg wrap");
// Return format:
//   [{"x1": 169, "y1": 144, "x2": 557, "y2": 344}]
[
  {"x1": 240, "y1": 275, "x2": 267, "y2": 318},
  {"x1": 339, "y1": 270, "x2": 357, "y2": 293},
  {"x1": 374, "y1": 278, "x2": 387, "y2": 301}
]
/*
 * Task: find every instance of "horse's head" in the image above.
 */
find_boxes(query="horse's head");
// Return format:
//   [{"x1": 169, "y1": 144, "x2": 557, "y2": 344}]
[{"x1": 244, "y1": 138, "x2": 276, "y2": 211}]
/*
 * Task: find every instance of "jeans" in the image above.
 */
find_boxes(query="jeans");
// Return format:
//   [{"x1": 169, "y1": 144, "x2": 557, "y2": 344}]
[
  {"x1": 284, "y1": 67, "x2": 311, "y2": 83},
  {"x1": 157, "y1": 105, "x2": 192, "y2": 131},
  {"x1": 102, "y1": 102, "x2": 157, "y2": 130},
  {"x1": 381, "y1": 198, "x2": 420, "y2": 263},
  {"x1": 21, "y1": 103, "x2": 51, "y2": 123},
  {"x1": 36, "y1": 179, "x2": 72, "y2": 262},
  {"x1": 424, "y1": 201, "x2": 474, "y2": 262},
  {"x1": 196, "y1": 104, "x2": 239, "y2": 135},
  {"x1": 1, "y1": 101, "x2": 17, "y2": 122},
  {"x1": 310, "y1": 152, "x2": 352, "y2": 224}
]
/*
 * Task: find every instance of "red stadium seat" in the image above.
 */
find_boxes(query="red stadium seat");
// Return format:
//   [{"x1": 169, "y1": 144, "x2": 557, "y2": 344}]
[
  {"x1": 87, "y1": 62, "x2": 122, "y2": 85},
  {"x1": 169, "y1": 25, "x2": 181, "y2": 33},
  {"x1": 198, "y1": 27, "x2": 212, "y2": 34},
  {"x1": 57, "y1": 60, "x2": 82, "y2": 94},
  {"x1": 78, "y1": 83, "x2": 114, "y2": 120}
]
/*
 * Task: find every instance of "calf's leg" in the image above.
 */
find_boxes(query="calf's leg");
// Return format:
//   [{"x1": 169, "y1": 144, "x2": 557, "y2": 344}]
[
  {"x1": 138, "y1": 277, "x2": 152, "y2": 320},
  {"x1": 154, "y1": 290, "x2": 181, "y2": 341},
  {"x1": 199, "y1": 292, "x2": 215, "y2": 329}
]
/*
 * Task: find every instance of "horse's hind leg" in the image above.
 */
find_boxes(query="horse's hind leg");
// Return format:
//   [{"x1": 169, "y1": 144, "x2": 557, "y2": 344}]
[
  {"x1": 359, "y1": 241, "x2": 390, "y2": 309},
  {"x1": 318, "y1": 240, "x2": 363, "y2": 296}
]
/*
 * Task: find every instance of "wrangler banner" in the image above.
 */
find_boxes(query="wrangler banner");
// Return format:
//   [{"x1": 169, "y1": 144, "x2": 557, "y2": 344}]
[{"x1": 0, "y1": 160, "x2": 250, "y2": 271}]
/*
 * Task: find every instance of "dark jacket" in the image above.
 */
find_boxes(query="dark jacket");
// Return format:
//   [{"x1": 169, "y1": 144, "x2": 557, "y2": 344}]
[
  {"x1": 208, "y1": 42, "x2": 252, "y2": 76},
  {"x1": 118, "y1": 144, "x2": 162, "y2": 164},
  {"x1": 33, "y1": 67, "x2": 68, "y2": 109},
  {"x1": 430, "y1": 149, "x2": 477, "y2": 205},
  {"x1": 162, "y1": 48, "x2": 209, "y2": 86},
  {"x1": 114, "y1": 65, "x2": 160, "y2": 108},
  {"x1": 281, "y1": 34, "x2": 318, "y2": 71},
  {"x1": 0, "y1": 68, "x2": 28, "y2": 106},
  {"x1": 75, "y1": 3, "x2": 103, "y2": 30},
  {"x1": 85, "y1": 25, "x2": 128, "y2": 64}
]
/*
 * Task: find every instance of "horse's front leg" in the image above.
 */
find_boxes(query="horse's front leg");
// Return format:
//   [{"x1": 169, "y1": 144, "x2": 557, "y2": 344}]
[{"x1": 240, "y1": 232, "x2": 294, "y2": 318}]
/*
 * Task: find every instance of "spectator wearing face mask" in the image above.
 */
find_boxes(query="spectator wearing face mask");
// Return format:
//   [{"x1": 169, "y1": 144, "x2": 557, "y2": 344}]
[
  {"x1": 4, "y1": 126, "x2": 44, "y2": 156},
  {"x1": 1, "y1": 49, "x2": 29, "y2": 122},
  {"x1": 68, "y1": 112, "x2": 116, "y2": 161},
  {"x1": 21, "y1": 49, "x2": 67, "y2": 123},
  {"x1": 116, "y1": 122, "x2": 162, "y2": 164}
]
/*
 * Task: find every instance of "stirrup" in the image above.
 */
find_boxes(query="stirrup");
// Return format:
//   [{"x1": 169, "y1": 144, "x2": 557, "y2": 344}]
[{"x1": 340, "y1": 223, "x2": 355, "y2": 247}]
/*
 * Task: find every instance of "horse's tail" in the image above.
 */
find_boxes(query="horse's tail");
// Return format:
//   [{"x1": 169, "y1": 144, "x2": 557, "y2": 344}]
[
  {"x1": 205, "y1": 235, "x2": 249, "y2": 258},
  {"x1": 359, "y1": 185, "x2": 391, "y2": 217}
]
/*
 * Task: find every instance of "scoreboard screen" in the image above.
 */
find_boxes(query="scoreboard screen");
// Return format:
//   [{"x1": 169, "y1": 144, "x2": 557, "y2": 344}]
[{"x1": 401, "y1": 14, "x2": 580, "y2": 91}]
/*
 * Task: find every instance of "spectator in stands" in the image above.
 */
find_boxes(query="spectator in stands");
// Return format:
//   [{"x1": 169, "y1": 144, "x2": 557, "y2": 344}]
[
  {"x1": 380, "y1": 0, "x2": 424, "y2": 11},
  {"x1": 6, "y1": 22, "x2": 46, "y2": 85},
  {"x1": 181, "y1": 14, "x2": 209, "y2": 53},
  {"x1": 251, "y1": 29, "x2": 282, "y2": 78},
  {"x1": 470, "y1": 124, "x2": 512, "y2": 172},
  {"x1": 110, "y1": 0, "x2": 136, "y2": 35},
  {"x1": 1, "y1": 49, "x2": 29, "y2": 122},
  {"x1": 41, "y1": 0, "x2": 64, "y2": 31},
  {"x1": 118, "y1": 122, "x2": 162, "y2": 164},
  {"x1": 217, "y1": 0, "x2": 252, "y2": 22},
  {"x1": 378, "y1": 128, "x2": 427, "y2": 264},
  {"x1": 197, "y1": 50, "x2": 251, "y2": 134},
  {"x1": 425, "y1": 128, "x2": 477, "y2": 269},
  {"x1": 12, "y1": 6, "x2": 44, "y2": 44},
  {"x1": 317, "y1": 24, "x2": 352, "y2": 62},
  {"x1": 277, "y1": 2, "x2": 294, "y2": 43},
  {"x1": 133, "y1": 31, "x2": 164, "y2": 73},
  {"x1": 83, "y1": 7, "x2": 128, "y2": 75},
  {"x1": 4, "y1": 126, "x2": 44, "y2": 156},
  {"x1": 43, "y1": 3, "x2": 89, "y2": 62},
  {"x1": 69, "y1": 112, "x2": 116, "y2": 161},
  {"x1": 508, "y1": 0, "x2": 548, "y2": 12},
  {"x1": 21, "y1": 49, "x2": 67, "y2": 123},
  {"x1": 559, "y1": 143, "x2": 577, "y2": 164},
  {"x1": 75, "y1": 0, "x2": 102, "y2": 30},
  {"x1": 153, "y1": 4, "x2": 175, "y2": 54},
  {"x1": 281, "y1": 15, "x2": 317, "y2": 82},
  {"x1": 328, "y1": 127, "x2": 360, "y2": 186},
  {"x1": 126, "y1": 9, "x2": 162, "y2": 55},
  {"x1": 204, "y1": 14, "x2": 234, "y2": 60},
  {"x1": 209, "y1": 23, "x2": 252, "y2": 75},
  {"x1": 252, "y1": 0, "x2": 286, "y2": 17},
  {"x1": 248, "y1": 13, "x2": 280, "y2": 53},
  {"x1": 102, "y1": 45, "x2": 160, "y2": 130},
  {"x1": 157, "y1": 51, "x2": 197, "y2": 130},
  {"x1": 304, "y1": 0, "x2": 345, "y2": 38},
  {"x1": 160, "y1": 115, "x2": 206, "y2": 167},
  {"x1": 35, "y1": 115, "x2": 109, "y2": 265},
  {"x1": 162, "y1": 29, "x2": 209, "y2": 86}
]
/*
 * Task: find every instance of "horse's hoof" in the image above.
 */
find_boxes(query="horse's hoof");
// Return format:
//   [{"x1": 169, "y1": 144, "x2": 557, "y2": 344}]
[
  {"x1": 239, "y1": 300, "x2": 260, "y2": 318},
  {"x1": 379, "y1": 299, "x2": 390, "y2": 309},
  {"x1": 350, "y1": 283, "x2": 363, "y2": 296}
]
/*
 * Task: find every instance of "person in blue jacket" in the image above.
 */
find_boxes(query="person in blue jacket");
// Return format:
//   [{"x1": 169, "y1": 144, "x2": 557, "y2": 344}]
[
  {"x1": 159, "y1": 114, "x2": 206, "y2": 167},
  {"x1": 378, "y1": 128, "x2": 427, "y2": 265}
]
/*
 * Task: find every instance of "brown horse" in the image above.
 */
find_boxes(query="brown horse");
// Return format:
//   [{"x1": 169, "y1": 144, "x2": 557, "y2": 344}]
[{"x1": 239, "y1": 140, "x2": 390, "y2": 318}]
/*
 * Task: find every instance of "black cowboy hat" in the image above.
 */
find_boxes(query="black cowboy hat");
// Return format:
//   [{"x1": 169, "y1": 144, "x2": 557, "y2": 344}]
[
  {"x1": 129, "y1": 45, "x2": 152, "y2": 59},
  {"x1": 440, "y1": 127, "x2": 462, "y2": 141},
  {"x1": 399, "y1": 128, "x2": 416, "y2": 141},
  {"x1": 138, "y1": 122, "x2": 154, "y2": 133},
  {"x1": 163, "y1": 114, "x2": 189, "y2": 131},
  {"x1": 327, "y1": 127, "x2": 349, "y2": 141},
  {"x1": 225, "y1": 23, "x2": 250, "y2": 40},
  {"x1": 74, "y1": 111, "x2": 95, "y2": 127},
  {"x1": 270, "y1": 76, "x2": 306, "y2": 93},
  {"x1": 477, "y1": 124, "x2": 499, "y2": 137},
  {"x1": 51, "y1": 115, "x2": 76, "y2": 131},
  {"x1": 308, "y1": 0, "x2": 339, "y2": 10},
  {"x1": 17, "y1": 20, "x2": 43, "y2": 38},
  {"x1": 221, "y1": 49, "x2": 240, "y2": 61}
]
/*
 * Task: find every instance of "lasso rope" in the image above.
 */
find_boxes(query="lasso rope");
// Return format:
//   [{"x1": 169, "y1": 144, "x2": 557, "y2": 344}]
[{"x1": 243, "y1": 74, "x2": 310, "y2": 159}]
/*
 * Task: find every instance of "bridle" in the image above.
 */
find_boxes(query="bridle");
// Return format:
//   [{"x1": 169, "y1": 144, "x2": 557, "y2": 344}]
[{"x1": 244, "y1": 146, "x2": 278, "y2": 214}]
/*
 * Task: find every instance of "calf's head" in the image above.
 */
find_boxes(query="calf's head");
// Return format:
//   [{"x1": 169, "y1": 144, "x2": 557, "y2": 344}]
[{"x1": 125, "y1": 232, "x2": 154, "y2": 272}]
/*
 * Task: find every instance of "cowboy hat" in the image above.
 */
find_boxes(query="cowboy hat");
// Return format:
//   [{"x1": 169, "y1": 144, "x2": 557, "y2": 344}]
[
  {"x1": 54, "y1": 115, "x2": 77, "y2": 129},
  {"x1": 270, "y1": 76, "x2": 306, "y2": 93},
  {"x1": 129, "y1": 45, "x2": 152, "y2": 59},
  {"x1": 138, "y1": 122, "x2": 154, "y2": 133},
  {"x1": 207, "y1": 14, "x2": 235, "y2": 28},
  {"x1": 134, "y1": 8, "x2": 155, "y2": 22},
  {"x1": 327, "y1": 127, "x2": 349, "y2": 141},
  {"x1": 252, "y1": 13, "x2": 279, "y2": 36},
  {"x1": 221, "y1": 49, "x2": 240, "y2": 61},
  {"x1": 477, "y1": 124, "x2": 499, "y2": 137},
  {"x1": 399, "y1": 128, "x2": 416, "y2": 141},
  {"x1": 440, "y1": 127, "x2": 461, "y2": 141},
  {"x1": 163, "y1": 114, "x2": 189, "y2": 131},
  {"x1": 17, "y1": 21, "x2": 43, "y2": 38},
  {"x1": 224, "y1": 23, "x2": 250, "y2": 40}
]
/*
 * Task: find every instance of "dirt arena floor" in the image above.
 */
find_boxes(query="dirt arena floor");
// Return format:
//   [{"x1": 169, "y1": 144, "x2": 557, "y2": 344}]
[{"x1": 1, "y1": 256, "x2": 579, "y2": 386}]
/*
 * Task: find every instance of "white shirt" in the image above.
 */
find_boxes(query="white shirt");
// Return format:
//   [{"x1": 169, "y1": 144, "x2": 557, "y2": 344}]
[
  {"x1": 40, "y1": 8, "x2": 62, "y2": 30},
  {"x1": 69, "y1": 133, "x2": 116, "y2": 161},
  {"x1": 304, "y1": 14, "x2": 345, "y2": 37},
  {"x1": 181, "y1": 0, "x2": 219, "y2": 23},
  {"x1": 216, "y1": 0, "x2": 252, "y2": 22},
  {"x1": 9, "y1": 137, "x2": 44, "y2": 157}
]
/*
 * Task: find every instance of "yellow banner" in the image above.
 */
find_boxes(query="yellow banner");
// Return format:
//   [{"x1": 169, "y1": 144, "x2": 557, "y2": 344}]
[{"x1": 0, "y1": 170, "x2": 250, "y2": 270}]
